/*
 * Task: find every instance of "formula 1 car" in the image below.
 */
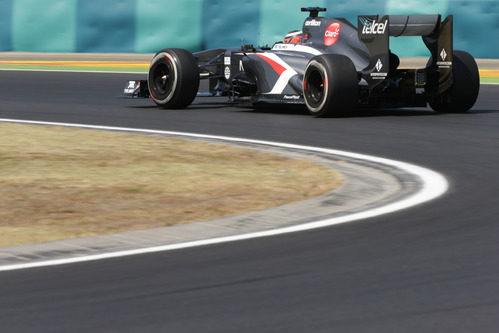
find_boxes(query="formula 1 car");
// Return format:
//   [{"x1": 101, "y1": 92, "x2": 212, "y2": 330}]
[{"x1": 124, "y1": 7, "x2": 480, "y2": 117}]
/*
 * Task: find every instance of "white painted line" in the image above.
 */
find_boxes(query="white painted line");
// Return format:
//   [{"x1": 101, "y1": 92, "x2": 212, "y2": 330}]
[{"x1": 0, "y1": 118, "x2": 449, "y2": 272}]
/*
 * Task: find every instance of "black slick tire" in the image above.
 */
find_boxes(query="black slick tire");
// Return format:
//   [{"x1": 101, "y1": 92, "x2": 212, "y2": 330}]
[
  {"x1": 429, "y1": 50, "x2": 479, "y2": 113},
  {"x1": 148, "y1": 48, "x2": 200, "y2": 109},
  {"x1": 303, "y1": 54, "x2": 358, "y2": 117}
]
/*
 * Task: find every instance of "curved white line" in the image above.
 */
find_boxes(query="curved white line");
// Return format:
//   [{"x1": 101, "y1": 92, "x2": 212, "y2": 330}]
[
  {"x1": 267, "y1": 70, "x2": 297, "y2": 94},
  {"x1": 0, "y1": 119, "x2": 448, "y2": 271},
  {"x1": 257, "y1": 53, "x2": 297, "y2": 94}
]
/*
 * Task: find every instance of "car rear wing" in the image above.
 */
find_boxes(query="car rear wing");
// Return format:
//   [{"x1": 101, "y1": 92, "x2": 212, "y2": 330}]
[
  {"x1": 359, "y1": 14, "x2": 453, "y2": 94},
  {"x1": 388, "y1": 15, "x2": 440, "y2": 36}
]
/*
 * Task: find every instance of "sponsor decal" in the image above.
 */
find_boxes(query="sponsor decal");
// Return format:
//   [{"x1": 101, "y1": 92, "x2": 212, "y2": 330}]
[
  {"x1": 359, "y1": 17, "x2": 388, "y2": 35},
  {"x1": 124, "y1": 81, "x2": 139, "y2": 94},
  {"x1": 224, "y1": 57, "x2": 231, "y2": 65},
  {"x1": 271, "y1": 43, "x2": 322, "y2": 55},
  {"x1": 440, "y1": 48, "x2": 447, "y2": 61},
  {"x1": 436, "y1": 48, "x2": 452, "y2": 68},
  {"x1": 305, "y1": 20, "x2": 321, "y2": 27},
  {"x1": 224, "y1": 66, "x2": 231, "y2": 80},
  {"x1": 239, "y1": 60, "x2": 244, "y2": 71},
  {"x1": 370, "y1": 58, "x2": 387, "y2": 80},
  {"x1": 272, "y1": 44, "x2": 295, "y2": 51},
  {"x1": 283, "y1": 95, "x2": 300, "y2": 100},
  {"x1": 324, "y1": 22, "x2": 341, "y2": 46}
]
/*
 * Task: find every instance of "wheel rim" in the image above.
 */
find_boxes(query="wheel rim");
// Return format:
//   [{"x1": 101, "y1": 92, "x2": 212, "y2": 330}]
[
  {"x1": 304, "y1": 64, "x2": 327, "y2": 111},
  {"x1": 151, "y1": 60, "x2": 174, "y2": 98},
  {"x1": 153, "y1": 63, "x2": 169, "y2": 94},
  {"x1": 149, "y1": 53, "x2": 178, "y2": 104}
]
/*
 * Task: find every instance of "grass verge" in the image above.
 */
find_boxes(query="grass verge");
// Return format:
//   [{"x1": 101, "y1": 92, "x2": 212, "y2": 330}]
[
  {"x1": 480, "y1": 77, "x2": 499, "y2": 84},
  {"x1": 0, "y1": 123, "x2": 341, "y2": 247}
]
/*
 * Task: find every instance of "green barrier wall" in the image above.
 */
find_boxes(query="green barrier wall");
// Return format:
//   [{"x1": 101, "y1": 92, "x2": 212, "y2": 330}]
[
  {"x1": 0, "y1": 0, "x2": 497, "y2": 58},
  {"x1": 12, "y1": 0, "x2": 77, "y2": 52},
  {"x1": 135, "y1": 0, "x2": 202, "y2": 52}
]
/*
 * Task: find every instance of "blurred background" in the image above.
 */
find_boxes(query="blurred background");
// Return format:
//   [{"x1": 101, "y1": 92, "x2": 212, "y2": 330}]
[{"x1": 0, "y1": 0, "x2": 497, "y2": 58}]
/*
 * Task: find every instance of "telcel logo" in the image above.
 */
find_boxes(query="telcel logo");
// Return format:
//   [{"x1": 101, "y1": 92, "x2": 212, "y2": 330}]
[{"x1": 362, "y1": 19, "x2": 388, "y2": 35}]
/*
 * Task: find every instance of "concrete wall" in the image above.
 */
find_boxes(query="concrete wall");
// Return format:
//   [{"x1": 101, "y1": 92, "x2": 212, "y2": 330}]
[{"x1": 0, "y1": 0, "x2": 497, "y2": 58}]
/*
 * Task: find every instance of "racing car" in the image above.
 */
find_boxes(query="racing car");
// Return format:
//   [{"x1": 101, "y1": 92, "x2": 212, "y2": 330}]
[{"x1": 124, "y1": 7, "x2": 480, "y2": 117}]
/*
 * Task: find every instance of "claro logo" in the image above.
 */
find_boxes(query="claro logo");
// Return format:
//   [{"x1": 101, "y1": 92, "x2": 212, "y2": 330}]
[
  {"x1": 324, "y1": 22, "x2": 341, "y2": 46},
  {"x1": 360, "y1": 17, "x2": 388, "y2": 35}
]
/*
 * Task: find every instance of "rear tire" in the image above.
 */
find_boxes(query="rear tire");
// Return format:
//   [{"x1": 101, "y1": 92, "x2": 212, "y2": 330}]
[
  {"x1": 148, "y1": 48, "x2": 200, "y2": 109},
  {"x1": 303, "y1": 54, "x2": 358, "y2": 117},
  {"x1": 429, "y1": 50, "x2": 479, "y2": 113}
]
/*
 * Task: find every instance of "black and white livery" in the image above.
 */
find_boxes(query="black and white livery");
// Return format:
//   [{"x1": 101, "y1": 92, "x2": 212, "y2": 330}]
[{"x1": 124, "y1": 7, "x2": 480, "y2": 117}]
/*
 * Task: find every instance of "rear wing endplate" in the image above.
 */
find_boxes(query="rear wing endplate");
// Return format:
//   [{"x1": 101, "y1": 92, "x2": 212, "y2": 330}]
[{"x1": 359, "y1": 14, "x2": 453, "y2": 94}]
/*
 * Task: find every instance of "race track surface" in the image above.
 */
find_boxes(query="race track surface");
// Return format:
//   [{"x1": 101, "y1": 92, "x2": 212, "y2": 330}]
[{"x1": 0, "y1": 71, "x2": 498, "y2": 332}]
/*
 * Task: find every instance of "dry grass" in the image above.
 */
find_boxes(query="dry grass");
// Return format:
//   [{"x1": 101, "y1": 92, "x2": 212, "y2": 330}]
[{"x1": 0, "y1": 123, "x2": 341, "y2": 246}]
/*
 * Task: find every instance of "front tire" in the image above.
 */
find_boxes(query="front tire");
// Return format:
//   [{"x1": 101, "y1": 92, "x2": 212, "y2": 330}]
[
  {"x1": 148, "y1": 48, "x2": 200, "y2": 109},
  {"x1": 303, "y1": 54, "x2": 358, "y2": 117},
  {"x1": 429, "y1": 50, "x2": 479, "y2": 113}
]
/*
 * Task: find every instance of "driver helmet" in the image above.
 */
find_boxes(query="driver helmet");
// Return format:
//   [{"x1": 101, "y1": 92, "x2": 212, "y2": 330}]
[{"x1": 283, "y1": 30, "x2": 303, "y2": 43}]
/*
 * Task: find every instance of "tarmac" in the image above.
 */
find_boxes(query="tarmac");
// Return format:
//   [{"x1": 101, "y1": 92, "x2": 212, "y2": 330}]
[{"x1": 0, "y1": 50, "x2": 493, "y2": 267}]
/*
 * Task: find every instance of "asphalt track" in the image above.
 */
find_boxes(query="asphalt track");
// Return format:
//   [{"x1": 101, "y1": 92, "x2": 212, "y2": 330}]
[{"x1": 0, "y1": 70, "x2": 498, "y2": 332}]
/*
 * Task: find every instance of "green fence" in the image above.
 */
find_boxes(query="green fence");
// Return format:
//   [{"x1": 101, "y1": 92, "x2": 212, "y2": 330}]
[{"x1": 0, "y1": 0, "x2": 497, "y2": 58}]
